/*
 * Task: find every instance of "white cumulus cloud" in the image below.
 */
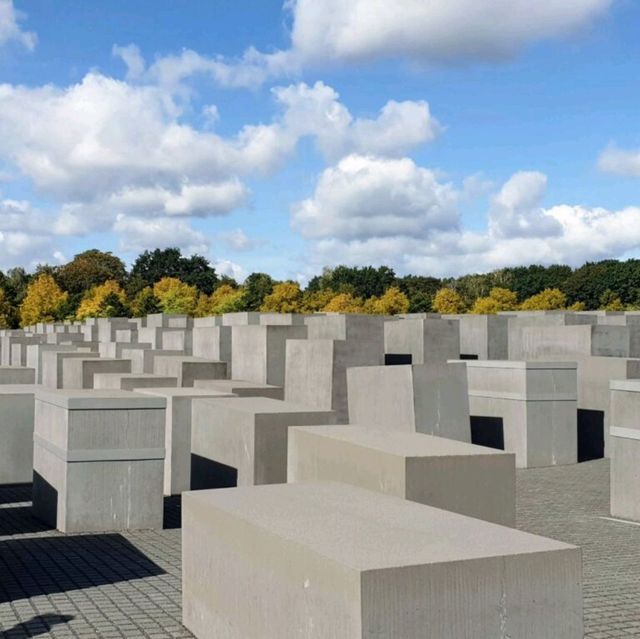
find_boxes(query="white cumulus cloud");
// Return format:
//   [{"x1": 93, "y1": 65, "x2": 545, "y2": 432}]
[
  {"x1": 0, "y1": 0, "x2": 36, "y2": 52},
  {"x1": 598, "y1": 144, "x2": 640, "y2": 177}
]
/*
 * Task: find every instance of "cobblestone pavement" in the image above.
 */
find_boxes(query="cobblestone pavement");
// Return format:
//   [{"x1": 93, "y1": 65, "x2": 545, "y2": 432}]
[{"x1": 0, "y1": 459, "x2": 638, "y2": 637}]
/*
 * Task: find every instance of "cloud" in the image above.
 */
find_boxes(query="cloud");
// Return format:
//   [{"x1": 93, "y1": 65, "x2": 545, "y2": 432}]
[
  {"x1": 216, "y1": 228, "x2": 263, "y2": 251},
  {"x1": 288, "y1": 0, "x2": 612, "y2": 65},
  {"x1": 214, "y1": 259, "x2": 246, "y2": 282},
  {"x1": 293, "y1": 162, "x2": 640, "y2": 277},
  {"x1": 0, "y1": 0, "x2": 36, "y2": 52},
  {"x1": 113, "y1": 214, "x2": 209, "y2": 255},
  {"x1": 292, "y1": 154, "x2": 458, "y2": 241},
  {"x1": 598, "y1": 144, "x2": 640, "y2": 177}
]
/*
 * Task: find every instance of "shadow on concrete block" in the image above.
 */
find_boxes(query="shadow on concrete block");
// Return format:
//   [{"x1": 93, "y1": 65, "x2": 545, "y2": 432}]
[
  {"x1": 0, "y1": 534, "x2": 165, "y2": 604},
  {"x1": 190, "y1": 454, "x2": 238, "y2": 491},
  {"x1": 470, "y1": 415, "x2": 505, "y2": 451},
  {"x1": 0, "y1": 614, "x2": 74, "y2": 638},
  {"x1": 384, "y1": 353, "x2": 413, "y2": 366},
  {"x1": 577, "y1": 409, "x2": 605, "y2": 463}
]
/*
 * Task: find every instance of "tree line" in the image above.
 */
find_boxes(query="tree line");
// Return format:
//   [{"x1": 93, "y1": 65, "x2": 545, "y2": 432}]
[{"x1": 0, "y1": 249, "x2": 637, "y2": 328}]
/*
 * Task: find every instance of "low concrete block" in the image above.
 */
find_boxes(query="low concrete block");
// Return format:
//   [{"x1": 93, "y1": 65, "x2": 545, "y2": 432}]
[
  {"x1": 347, "y1": 362, "x2": 471, "y2": 442},
  {"x1": 0, "y1": 366, "x2": 35, "y2": 385},
  {"x1": 193, "y1": 379, "x2": 284, "y2": 399},
  {"x1": 153, "y1": 355, "x2": 227, "y2": 387},
  {"x1": 32, "y1": 388, "x2": 166, "y2": 533},
  {"x1": 136, "y1": 387, "x2": 236, "y2": 495},
  {"x1": 288, "y1": 425, "x2": 515, "y2": 525},
  {"x1": 384, "y1": 318, "x2": 460, "y2": 364},
  {"x1": 182, "y1": 481, "x2": 583, "y2": 639},
  {"x1": 191, "y1": 396, "x2": 336, "y2": 486},
  {"x1": 93, "y1": 373, "x2": 178, "y2": 391},
  {"x1": 62, "y1": 357, "x2": 132, "y2": 389},
  {"x1": 0, "y1": 384, "x2": 37, "y2": 484},
  {"x1": 41, "y1": 351, "x2": 101, "y2": 389}
]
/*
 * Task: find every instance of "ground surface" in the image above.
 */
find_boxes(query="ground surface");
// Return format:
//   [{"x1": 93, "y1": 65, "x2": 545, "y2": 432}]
[{"x1": 0, "y1": 459, "x2": 638, "y2": 638}]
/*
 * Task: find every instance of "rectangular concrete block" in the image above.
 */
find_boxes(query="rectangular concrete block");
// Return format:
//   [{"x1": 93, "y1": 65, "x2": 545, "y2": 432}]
[
  {"x1": 191, "y1": 396, "x2": 336, "y2": 486},
  {"x1": 445, "y1": 314, "x2": 509, "y2": 359},
  {"x1": 193, "y1": 379, "x2": 284, "y2": 399},
  {"x1": 347, "y1": 362, "x2": 471, "y2": 442},
  {"x1": 192, "y1": 326, "x2": 231, "y2": 368},
  {"x1": 182, "y1": 481, "x2": 583, "y2": 639},
  {"x1": 0, "y1": 366, "x2": 35, "y2": 385},
  {"x1": 137, "y1": 387, "x2": 236, "y2": 495},
  {"x1": 285, "y1": 339, "x2": 384, "y2": 423},
  {"x1": 62, "y1": 357, "x2": 132, "y2": 389},
  {"x1": 288, "y1": 425, "x2": 515, "y2": 525},
  {"x1": 0, "y1": 384, "x2": 37, "y2": 484},
  {"x1": 153, "y1": 355, "x2": 227, "y2": 387},
  {"x1": 32, "y1": 388, "x2": 166, "y2": 533},
  {"x1": 231, "y1": 325, "x2": 307, "y2": 387},
  {"x1": 93, "y1": 373, "x2": 178, "y2": 391},
  {"x1": 384, "y1": 318, "x2": 460, "y2": 364},
  {"x1": 41, "y1": 351, "x2": 101, "y2": 389},
  {"x1": 465, "y1": 360, "x2": 578, "y2": 468}
]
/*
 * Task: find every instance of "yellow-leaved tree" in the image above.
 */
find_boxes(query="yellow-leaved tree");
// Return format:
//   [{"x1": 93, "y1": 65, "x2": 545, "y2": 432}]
[
  {"x1": 19, "y1": 274, "x2": 68, "y2": 327},
  {"x1": 322, "y1": 292, "x2": 364, "y2": 313},
  {"x1": 153, "y1": 277, "x2": 198, "y2": 315},
  {"x1": 432, "y1": 288, "x2": 465, "y2": 314},
  {"x1": 520, "y1": 288, "x2": 567, "y2": 311},
  {"x1": 76, "y1": 280, "x2": 128, "y2": 320},
  {"x1": 195, "y1": 284, "x2": 246, "y2": 316},
  {"x1": 364, "y1": 287, "x2": 410, "y2": 315},
  {"x1": 260, "y1": 282, "x2": 302, "y2": 313},
  {"x1": 300, "y1": 289, "x2": 336, "y2": 313},
  {"x1": 471, "y1": 287, "x2": 518, "y2": 314}
]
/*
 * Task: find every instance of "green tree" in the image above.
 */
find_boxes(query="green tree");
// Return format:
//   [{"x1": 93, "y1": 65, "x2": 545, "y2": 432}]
[
  {"x1": 58, "y1": 250, "x2": 127, "y2": 296},
  {"x1": 394, "y1": 275, "x2": 441, "y2": 313},
  {"x1": 599, "y1": 289, "x2": 624, "y2": 311},
  {"x1": 131, "y1": 287, "x2": 162, "y2": 317},
  {"x1": 243, "y1": 273, "x2": 274, "y2": 311},
  {"x1": 130, "y1": 248, "x2": 218, "y2": 294},
  {"x1": 76, "y1": 280, "x2": 128, "y2": 320},
  {"x1": 0, "y1": 288, "x2": 17, "y2": 328}
]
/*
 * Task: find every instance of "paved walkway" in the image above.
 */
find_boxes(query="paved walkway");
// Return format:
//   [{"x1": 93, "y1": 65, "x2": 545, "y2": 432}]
[{"x1": 0, "y1": 459, "x2": 639, "y2": 637}]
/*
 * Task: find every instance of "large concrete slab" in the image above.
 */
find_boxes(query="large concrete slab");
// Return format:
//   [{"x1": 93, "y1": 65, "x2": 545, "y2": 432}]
[
  {"x1": 0, "y1": 384, "x2": 37, "y2": 484},
  {"x1": 182, "y1": 481, "x2": 583, "y2": 639}
]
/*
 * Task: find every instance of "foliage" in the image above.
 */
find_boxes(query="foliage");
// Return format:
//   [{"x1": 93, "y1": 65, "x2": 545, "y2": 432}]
[
  {"x1": 520, "y1": 288, "x2": 567, "y2": 311},
  {"x1": 322, "y1": 292, "x2": 364, "y2": 313},
  {"x1": 300, "y1": 289, "x2": 337, "y2": 313},
  {"x1": 308, "y1": 265, "x2": 396, "y2": 299},
  {"x1": 153, "y1": 277, "x2": 199, "y2": 315},
  {"x1": 0, "y1": 288, "x2": 17, "y2": 328},
  {"x1": 502, "y1": 265, "x2": 572, "y2": 301},
  {"x1": 260, "y1": 282, "x2": 303, "y2": 313},
  {"x1": 3, "y1": 267, "x2": 31, "y2": 307},
  {"x1": 242, "y1": 273, "x2": 274, "y2": 311},
  {"x1": 130, "y1": 248, "x2": 218, "y2": 294},
  {"x1": 19, "y1": 274, "x2": 68, "y2": 326},
  {"x1": 432, "y1": 288, "x2": 466, "y2": 314},
  {"x1": 58, "y1": 250, "x2": 127, "y2": 296},
  {"x1": 130, "y1": 287, "x2": 162, "y2": 317},
  {"x1": 599, "y1": 289, "x2": 624, "y2": 311},
  {"x1": 194, "y1": 285, "x2": 247, "y2": 316},
  {"x1": 76, "y1": 280, "x2": 128, "y2": 320},
  {"x1": 364, "y1": 287, "x2": 410, "y2": 315},
  {"x1": 394, "y1": 275, "x2": 441, "y2": 313}
]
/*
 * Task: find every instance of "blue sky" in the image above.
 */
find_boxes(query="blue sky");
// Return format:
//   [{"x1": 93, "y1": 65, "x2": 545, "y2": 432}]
[{"x1": 0, "y1": 0, "x2": 638, "y2": 281}]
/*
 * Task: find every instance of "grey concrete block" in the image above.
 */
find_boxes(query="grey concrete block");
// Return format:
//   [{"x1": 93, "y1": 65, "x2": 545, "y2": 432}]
[
  {"x1": 32, "y1": 388, "x2": 166, "y2": 533},
  {"x1": 347, "y1": 362, "x2": 471, "y2": 442},
  {"x1": 0, "y1": 366, "x2": 35, "y2": 385},
  {"x1": 182, "y1": 481, "x2": 583, "y2": 639},
  {"x1": 384, "y1": 318, "x2": 460, "y2": 364},
  {"x1": 153, "y1": 355, "x2": 227, "y2": 387},
  {"x1": 0, "y1": 384, "x2": 37, "y2": 484},
  {"x1": 62, "y1": 357, "x2": 132, "y2": 389},
  {"x1": 191, "y1": 396, "x2": 336, "y2": 486},
  {"x1": 93, "y1": 373, "x2": 178, "y2": 391},
  {"x1": 41, "y1": 351, "x2": 101, "y2": 389},
  {"x1": 288, "y1": 425, "x2": 515, "y2": 525}
]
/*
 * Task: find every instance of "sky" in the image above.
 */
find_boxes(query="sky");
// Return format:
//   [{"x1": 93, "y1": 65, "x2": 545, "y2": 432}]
[{"x1": 0, "y1": 0, "x2": 639, "y2": 282}]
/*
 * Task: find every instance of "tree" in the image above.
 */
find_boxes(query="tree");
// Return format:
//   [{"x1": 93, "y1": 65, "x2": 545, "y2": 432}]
[
  {"x1": 471, "y1": 287, "x2": 518, "y2": 314},
  {"x1": 130, "y1": 287, "x2": 162, "y2": 317},
  {"x1": 76, "y1": 280, "x2": 128, "y2": 320},
  {"x1": 0, "y1": 288, "x2": 16, "y2": 328},
  {"x1": 243, "y1": 273, "x2": 274, "y2": 311},
  {"x1": 58, "y1": 250, "x2": 127, "y2": 296},
  {"x1": 260, "y1": 282, "x2": 303, "y2": 313},
  {"x1": 311, "y1": 265, "x2": 397, "y2": 299},
  {"x1": 130, "y1": 248, "x2": 218, "y2": 294},
  {"x1": 504, "y1": 264, "x2": 572, "y2": 301},
  {"x1": 153, "y1": 277, "x2": 198, "y2": 315},
  {"x1": 394, "y1": 275, "x2": 441, "y2": 313},
  {"x1": 194, "y1": 285, "x2": 247, "y2": 316},
  {"x1": 322, "y1": 292, "x2": 364, "y2": 313},
  {"x1": 520, "y1": 288, "x2": 567, "y2": 311},
  {"x1": 432, "y1": 288, "x2": 465, "y2": 314},
  {"x1": 599, "y1": 289, "x2": 624, "y2": 311},
  {"x1": 365, "y1": 287, "x2": 410, "y2": 315},
  {"x1": 300, "y1": 288, "x2": 336, "y2": 313},
  {"x1": 19, "y1": 274, "x2": 68, "y2": 326},
  {"x1": 4, "y1": 267, "x2": 31, "y2": 307}
]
